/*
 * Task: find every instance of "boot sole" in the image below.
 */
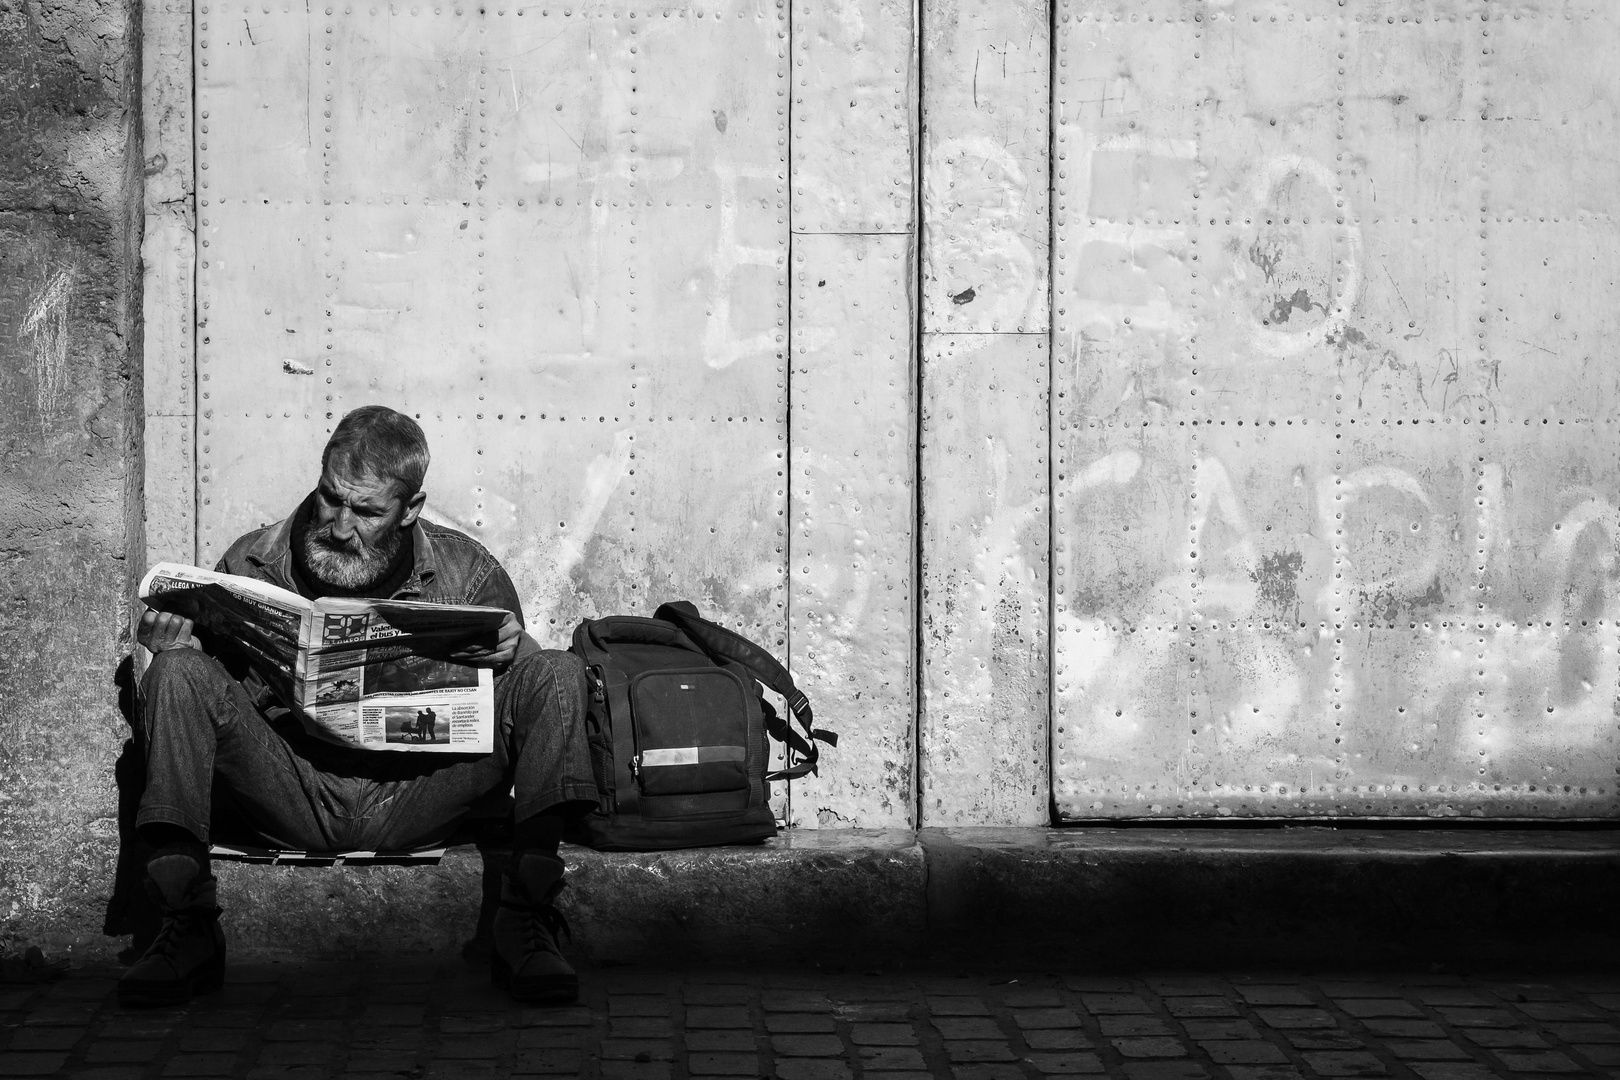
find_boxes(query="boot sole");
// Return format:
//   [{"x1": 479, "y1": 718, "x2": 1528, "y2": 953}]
[
  {"x1": 491, "y1": 953, "x2": 578, "y2": 1005},
  {"x1": 118, "y1": 960, "x2": 225, "y2": 1008}
]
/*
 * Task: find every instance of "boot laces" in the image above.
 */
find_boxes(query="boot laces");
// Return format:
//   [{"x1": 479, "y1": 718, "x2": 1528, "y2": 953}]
[
  {"x1": 146, "y1": 905, "x2": 216, "y2": 962},
  {"x1": 501, "y1": 897, "x2": 571, "y2": 949},
  {"x1": 500, "y1": 875, "x2": 572, "y2": 953}
]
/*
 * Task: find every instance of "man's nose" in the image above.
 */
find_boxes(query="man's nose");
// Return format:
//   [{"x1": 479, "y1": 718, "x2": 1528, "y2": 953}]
[{"x1": 332, "y1": 507, "x2": 358, "y2": 540}]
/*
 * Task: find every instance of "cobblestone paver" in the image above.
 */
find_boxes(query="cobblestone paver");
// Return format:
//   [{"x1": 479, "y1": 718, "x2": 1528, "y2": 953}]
[{"x1": 2, "y1": 966, "x2": 1618, "y2": 1079}]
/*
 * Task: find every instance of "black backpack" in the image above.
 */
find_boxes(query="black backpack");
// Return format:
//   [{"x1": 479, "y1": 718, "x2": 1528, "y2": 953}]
[{"x1": 566, "y1": 601, "x2": 837, "y2": 851}]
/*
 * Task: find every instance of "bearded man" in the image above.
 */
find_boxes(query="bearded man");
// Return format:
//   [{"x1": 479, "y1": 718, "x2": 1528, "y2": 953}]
[{"x1": 123, "y1": 406, "x2": 596, "y2": 1007}]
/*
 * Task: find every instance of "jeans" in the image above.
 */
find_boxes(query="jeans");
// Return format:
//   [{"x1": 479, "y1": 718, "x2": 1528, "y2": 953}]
[{"x1": 136, "y1": 643, "x2": 598, "y2": 851}]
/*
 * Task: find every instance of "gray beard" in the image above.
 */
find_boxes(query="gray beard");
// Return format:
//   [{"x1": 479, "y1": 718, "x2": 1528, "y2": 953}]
[{"x1": 300, "y1": 523, "x2": 405, "y2": 592}]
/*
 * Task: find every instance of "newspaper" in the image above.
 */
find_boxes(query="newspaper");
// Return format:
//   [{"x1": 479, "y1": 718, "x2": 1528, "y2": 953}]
[{"x1": 138, "y1": 562, "x2": 506, "y2": 753}]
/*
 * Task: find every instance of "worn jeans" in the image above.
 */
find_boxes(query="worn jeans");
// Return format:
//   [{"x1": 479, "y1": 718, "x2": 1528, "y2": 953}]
[{"x1": 136, "y1": 642, "x2": 598, "y2": 851}]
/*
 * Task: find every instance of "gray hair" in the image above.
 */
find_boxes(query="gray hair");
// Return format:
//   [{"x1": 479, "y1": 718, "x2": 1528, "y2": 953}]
[{"x1": 321, "y1": 405, "x2": 430, "y2": 498}]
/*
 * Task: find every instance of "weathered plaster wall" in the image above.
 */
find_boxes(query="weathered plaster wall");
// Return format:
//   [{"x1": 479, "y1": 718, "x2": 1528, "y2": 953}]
[{"x1": 0, "y1": 0, "x2": 143, "y2": 953}]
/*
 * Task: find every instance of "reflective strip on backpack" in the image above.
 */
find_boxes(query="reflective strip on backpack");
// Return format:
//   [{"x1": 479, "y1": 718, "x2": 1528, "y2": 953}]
[{"x1": 637, "y1": 745, "x2": 747, "y2": 768}]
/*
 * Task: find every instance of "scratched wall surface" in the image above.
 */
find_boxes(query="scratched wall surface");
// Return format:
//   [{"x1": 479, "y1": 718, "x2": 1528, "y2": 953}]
[
  {"x1": 194, "y1": 2, "x2": 791, "y2": 657},
  {"x1": 0, "y1": 0, "x2": 144, "y2": 950},
  {"x1": 1053, "y1": 0, "x2": 1620, "y2": 819}
]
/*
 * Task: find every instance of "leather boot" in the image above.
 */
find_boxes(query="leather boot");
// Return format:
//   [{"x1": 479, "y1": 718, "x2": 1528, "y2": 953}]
[
  {"x1": 117, "y1": 854, "x2": 226, "y2": 1007},
  {"x1": 491, "y1": 852, "x2": 577, "y2": 1004}
]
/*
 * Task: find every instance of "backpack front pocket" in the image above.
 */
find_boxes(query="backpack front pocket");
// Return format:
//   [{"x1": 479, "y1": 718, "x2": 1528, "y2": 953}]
[{"x1": 629, "y1": 667, "x2": 752, "y2": 796}]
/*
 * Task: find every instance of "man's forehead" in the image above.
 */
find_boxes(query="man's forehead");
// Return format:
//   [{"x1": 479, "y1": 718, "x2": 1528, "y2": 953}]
[{"x1": 319, "y1": 465, "x2": 399, "y2": 504}]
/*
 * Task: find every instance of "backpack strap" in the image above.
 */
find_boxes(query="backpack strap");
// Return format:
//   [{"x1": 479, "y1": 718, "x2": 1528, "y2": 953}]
[
  {"x1": 653, "y1": 601, "x2": 838, "y2": 781},
  {"x1": 602, "y1": 669, "x2": 640, "y2": 818}
]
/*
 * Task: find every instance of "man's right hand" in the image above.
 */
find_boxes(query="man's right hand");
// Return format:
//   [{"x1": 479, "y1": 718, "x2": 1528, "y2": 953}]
[{"x1": 138, "y1": 608, "x2": 197, "y2": 653}]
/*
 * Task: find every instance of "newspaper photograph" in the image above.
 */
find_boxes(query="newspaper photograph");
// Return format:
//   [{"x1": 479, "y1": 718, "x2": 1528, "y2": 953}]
[{"x1": 139, "y1": 563, "x2": 505, "y2": 753}]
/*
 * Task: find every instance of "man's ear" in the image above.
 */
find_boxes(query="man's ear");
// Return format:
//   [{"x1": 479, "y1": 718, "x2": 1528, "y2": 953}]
[{"x1": 400, "y1": 489, "x2": 427, "y2": 529}]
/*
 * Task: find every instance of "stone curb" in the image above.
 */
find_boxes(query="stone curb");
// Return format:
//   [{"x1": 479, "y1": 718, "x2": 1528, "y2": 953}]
[{"x1": 197, "y1": 828, "x2": 1620, "y2": 967}]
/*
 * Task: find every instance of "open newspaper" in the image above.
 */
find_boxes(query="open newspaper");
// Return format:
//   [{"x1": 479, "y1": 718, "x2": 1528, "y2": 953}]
[{"x1": 138, "y1": 563, "x2": 506, "y2": 753}]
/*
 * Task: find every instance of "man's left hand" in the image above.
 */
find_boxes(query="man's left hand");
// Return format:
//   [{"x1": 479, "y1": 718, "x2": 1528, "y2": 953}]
[{"x1": 450, "y1": 611, "x2": 523, "y2": 669}]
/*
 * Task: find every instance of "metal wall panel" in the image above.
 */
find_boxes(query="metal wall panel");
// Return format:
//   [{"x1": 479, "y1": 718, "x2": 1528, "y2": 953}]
[
  {"x1": 917, "y1": 0, "x2": 1050, "y2": 825},
  {"x1": 786, "y1": 0, "x2": 917, "y2": 826},
  {"x1": 1483, "y1": 0, "x2": 1620, "y2": 430},
  {"x1": 180, "y1": 0, "x2": 1620, "y2": 825},
  {"x1": 919, "y1": 334, "x2": 1049, "y2": 825},
  {"x1": 920, "y1": 0, "x2": 1049, "y2": 335},
  {"x1": 1052, "y1": 0, "x2": 1620, "y2": 818},
  {"x1": 790, "y1": 0, "x2": 916, "y2": 234},
  {"x1": 788, "y1": 232, "x2": 915, "y2": 828},
  {"x1": 142, "y1": 0, "x2": 196, "y2": 565},
  {"x1": 196, "y1": 1, "x2": 790, "y2": 661},
  {"x1": 1052, "y1": 420, "x2": 1196, "y2": 816}
]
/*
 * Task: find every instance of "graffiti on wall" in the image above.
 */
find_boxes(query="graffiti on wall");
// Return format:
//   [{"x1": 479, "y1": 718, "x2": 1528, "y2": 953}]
[
  {"x1": 1056, "y1": 421, "x2": 1618, "y2": 818},
  {"x1": 1052, "y1": 2, "x2": 1620, "y2": 818},
  {"x1": 21, "y1": 266, "x2": 75, "y2": 426}
]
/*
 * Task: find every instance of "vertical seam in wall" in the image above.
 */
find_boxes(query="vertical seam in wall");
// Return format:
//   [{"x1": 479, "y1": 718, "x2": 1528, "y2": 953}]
[
  {"x1": 1045, "y1": 0, "x2": 1059, "y2": 826},
  {"x1": 783, "y1": 0, "x2": 794, "y2": 830},
  {"x1": 911, "y1": 0, "x2": 925, "y2": 833},
  {"x1": 189, "y1": 0, "x2": 201, "y2": 567},
  {"x1": 128, "y1": 0, "x2": 148, "y2": 631}
]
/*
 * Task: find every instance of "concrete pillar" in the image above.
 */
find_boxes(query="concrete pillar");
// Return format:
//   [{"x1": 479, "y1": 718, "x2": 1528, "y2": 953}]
[{"x1": 0, "y1": 0, "x2": 144, "y2": 954}]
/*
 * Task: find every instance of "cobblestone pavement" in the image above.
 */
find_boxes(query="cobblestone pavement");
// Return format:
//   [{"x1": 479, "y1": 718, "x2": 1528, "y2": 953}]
[{"x1": 3, "y1": 963, "x2": 1619, "y2": 1080}]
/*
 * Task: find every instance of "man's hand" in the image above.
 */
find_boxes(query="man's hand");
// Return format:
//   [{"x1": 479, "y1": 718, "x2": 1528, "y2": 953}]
[
  {"x1": 449, "y1": 611, "x2": 522, "y2": 669},
  {"x1": 138, "y1": 608, "x2": 197, "y2": 653}
]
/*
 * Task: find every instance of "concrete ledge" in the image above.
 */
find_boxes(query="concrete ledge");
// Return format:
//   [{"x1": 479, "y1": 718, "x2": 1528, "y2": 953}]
[
  {"x1": 216, "y1": 851, "x2": 484, "y2": 960},
  {"x1": 206, "y1": 827, "x2": 1620, "y2": 967},
  {"x1": 214, "y1": 830, "x2": 926, "y2": 964},
  {"x1": 564, "y1": 829, "x2": 926, "y2": 965},
  {"x1": 924, "y1": 827, "x2": 1620, "y2": 968}
]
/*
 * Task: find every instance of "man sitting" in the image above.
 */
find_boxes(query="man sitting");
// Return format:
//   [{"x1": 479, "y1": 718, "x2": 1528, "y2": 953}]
[{"x1": 123, "y1": 406, "x2": 597, "y2": 1007}]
